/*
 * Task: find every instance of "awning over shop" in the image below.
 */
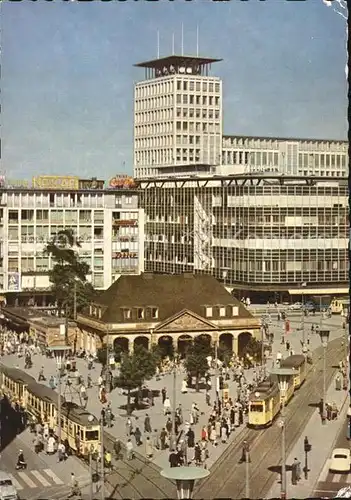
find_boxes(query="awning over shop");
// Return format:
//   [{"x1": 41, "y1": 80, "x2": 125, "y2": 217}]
[{"x1": 289, "y1": 288, "x2": 348, "y2": 295}]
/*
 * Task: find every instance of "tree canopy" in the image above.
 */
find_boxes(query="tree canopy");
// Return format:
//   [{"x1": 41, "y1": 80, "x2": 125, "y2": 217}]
[
  {"x1": 114, "y1": 345, "x2": 158, "y2": 414},
  {"x1": 45, "y1": 229, "x2": 95, "y2": 317},
  {"x1": 184, "y1": 337, "x2": 210, "y2": 391}
]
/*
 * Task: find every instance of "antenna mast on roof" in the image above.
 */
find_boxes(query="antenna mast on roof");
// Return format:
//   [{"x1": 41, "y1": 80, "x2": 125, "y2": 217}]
[
  {"x1": 157, "y1": 30, "x2": 160, "y2": 59},
  {"x1": 181, "y1": 23, "x2": 184, "y2": 56},
  {"x1": 196, "y1": 24, "x2": 199, "y2": 56}
]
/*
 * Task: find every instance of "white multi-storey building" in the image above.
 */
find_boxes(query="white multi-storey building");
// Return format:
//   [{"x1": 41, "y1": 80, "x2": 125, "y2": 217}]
[
  {"x1": 0, "y1": 175, "x2": 144, "y2": 304},
  {"x1": 133, "y1": 53, "x2": 348, "y2": 179},
  {"x1": 133, "y1": 55, "x2": 223, "y2": 179},
  {"x1": 139, "y1": 174, "x2": 349, "y2": 301},
  {"x1": 221, "y1": 135, "x2": 348, "y2": 177}
]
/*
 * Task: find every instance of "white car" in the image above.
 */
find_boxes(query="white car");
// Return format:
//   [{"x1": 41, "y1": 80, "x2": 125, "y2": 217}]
[
  {"x1": 329, "y1": 448, "x2": 351, "y2": 473},
  {"x1": 289, "y1": 302, "x2": 302, "y2": 310},
  {"x1": 0, "y1": 471, "x2": 19, "y2": 500}
]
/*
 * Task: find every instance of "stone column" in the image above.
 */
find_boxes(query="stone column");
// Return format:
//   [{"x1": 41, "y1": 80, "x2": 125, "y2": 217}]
[{"x1": 128, "y1": 339, "x2": 134, "y2": 355}]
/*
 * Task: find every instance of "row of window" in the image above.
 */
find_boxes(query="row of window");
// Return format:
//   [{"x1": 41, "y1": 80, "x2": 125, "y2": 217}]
[
  {"x1": 5, "y1": 194, "x2": 137, "y2": 209},
  {"x1": 222, "y1": 137, "x2": 347, "y2": 151},
  {"x1": 135, "y1": 79, "x2": 221, "y2": 99},
  {"x1": 222, "y1": 150, "x2": 347, "y2": 169}
]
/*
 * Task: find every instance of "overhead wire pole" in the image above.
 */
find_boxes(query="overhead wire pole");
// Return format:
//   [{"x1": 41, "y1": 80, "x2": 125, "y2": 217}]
[
  {"x1": 57, "y1": 356, "x2": 62, "y2": 444},
  {"x1": 171, "y1": 362, "x2": 177, "y2": 451},
  {"x1": 281, "y1": 400, "x2": 287, "y2": 500},
  {"x1": 214, "y1": 340, "x2": 219, "y2": 404},
  {"x1": 100, "y1": 412, "x2": 105, "y2": 500},
  {"x1": 245, "y1": 448, "x2": 250, "y2": 499}
]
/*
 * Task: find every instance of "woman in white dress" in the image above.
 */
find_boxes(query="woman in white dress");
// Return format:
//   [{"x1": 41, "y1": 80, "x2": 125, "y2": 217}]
[{"x1": 181, "y1": 379, "x2": 188, "y2": 394}]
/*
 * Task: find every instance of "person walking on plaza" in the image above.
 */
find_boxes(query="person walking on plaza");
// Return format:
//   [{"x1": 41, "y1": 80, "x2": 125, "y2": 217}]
[
  {"x1": 126, "y1": 417, "x2": 133, "y2": 437},
  {"x1": 134, "y1": 426, "x2": 142, "y2": 446},
  {"x1": 144, "y1": 413, "x2": 152, "y2": 433},
  {"x1": 164, "y1": 396, "x2": 171, "y2": 415},
  {"x1": 161, "y1": 387, "x2": 167, "y2": 404},
  {"x1": 38, "y1": 366, "x2": 46, "y2": 381},
  {"x1": 240, "y1": 440, "x2": 251, "y2": 463},
  {"x1": 335, "y1": 374, "x2": 342, "y2": 391},
  {"x1": 126, "y1": 438, "x2": 134, "y2": 460},
  {"x1": 145, "y1": 436, "x2": 153, "y2": 459}
]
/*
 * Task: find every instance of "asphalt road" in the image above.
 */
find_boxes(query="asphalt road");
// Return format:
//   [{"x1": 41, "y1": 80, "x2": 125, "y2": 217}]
[
  {"x1": 193, "y1": 337, "x2": 346, "y2": 499},
  {"x1": 311, "y1": 420, "x2": 351, "y2": 499},
  {"x1": 0, "y1": 433, "x2": 91, "y2": 500}
]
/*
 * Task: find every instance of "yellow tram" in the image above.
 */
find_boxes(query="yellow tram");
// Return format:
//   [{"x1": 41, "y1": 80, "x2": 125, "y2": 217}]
[
  {"x1": 0, "y1": 364, "x2": 35, "y2": 408},
  {"x1": 247, "y1": 377, "x2": 281, "y2": 428},
  {"x1": 0, "y1": 365, "x2": 101, "y2": 458},
  {"x1": 280, "y1": 354, "x2": 306, "y2": 389},
  {"x1": 248, "y1": 372, "x2": 295, "y2": 429}
]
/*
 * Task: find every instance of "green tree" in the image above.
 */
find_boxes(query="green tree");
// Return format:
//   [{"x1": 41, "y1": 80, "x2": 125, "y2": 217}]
[
  {"x1": 217, "y1": 342, "x2": 233, "y2": 366},
  {"x1": 45, "y1": 229, "x2": 95, "y2": 325},
  {"x1": 184, "y1": 337, "x2": 210, "y2": 392},
  {"x1": 241, "y1": 338, "x2": 263, "y2": 364},
  {"x1": 114, "y1": 345, "x2": 157, "y2": 415}
]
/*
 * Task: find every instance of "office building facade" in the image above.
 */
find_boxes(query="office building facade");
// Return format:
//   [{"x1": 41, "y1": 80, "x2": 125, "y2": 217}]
[
  {"x1": 133, "y1": 55, "x2": 223, "y2": 179},
  {"x1": 0, "y1": 175, "x2": 144, "y2": 301},
  {"x1": 139, "y1": 175, "x2": 349, "y2": 300},
  {"x1": 221, "y1": 135, "x2": 348, "y2": 177},
  {"x1": 133, "y1": 53, "x2": 348, "y2": 179}
]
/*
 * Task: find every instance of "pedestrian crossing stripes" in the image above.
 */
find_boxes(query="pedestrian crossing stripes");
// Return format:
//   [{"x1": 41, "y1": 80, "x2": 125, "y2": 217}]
[{"x1": 7, "y1": 468, "x2": 70, "y2": 490}]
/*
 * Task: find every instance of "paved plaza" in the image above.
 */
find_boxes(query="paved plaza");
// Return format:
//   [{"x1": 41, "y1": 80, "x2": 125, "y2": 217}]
[{"x1": 0, "y1": 309, "x2": 345, "y2": 475}]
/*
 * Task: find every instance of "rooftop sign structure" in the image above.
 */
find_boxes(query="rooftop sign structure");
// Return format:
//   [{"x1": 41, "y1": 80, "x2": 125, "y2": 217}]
[
  {"x1": 134, "y1": 54, "x2": 222, "y2": 80},
  {"x1": 32, "y1": 175, "x2": 79, "y2": 190},
  {"x1": 109, "y1": 175, "x2": 136, "y2": 189}
]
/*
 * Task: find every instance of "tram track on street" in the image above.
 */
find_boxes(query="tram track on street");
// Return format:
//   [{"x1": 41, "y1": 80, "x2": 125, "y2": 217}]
[
  {"x1": 194, "y1": 337, "x2": 345, "y2": 499},
  {"x1": 101, "y1": 430, "x2": 175, "y2": 499}
]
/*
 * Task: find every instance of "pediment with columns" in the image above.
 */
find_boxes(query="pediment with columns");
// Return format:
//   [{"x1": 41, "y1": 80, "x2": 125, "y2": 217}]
[{"x1": 154, "y1": 309, "x2": 217, "y2": 332}]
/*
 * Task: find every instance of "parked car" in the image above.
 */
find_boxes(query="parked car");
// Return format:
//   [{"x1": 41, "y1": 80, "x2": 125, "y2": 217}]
[
  {"x1": 289, "y1": 302, "x2": 303, "y2": 310},
  {"x1": 0, "y1": 471, "x2": 19, "y2": 500},
  {"x1": 329, "y1": 448, "x2": 351, "y2": 473}
]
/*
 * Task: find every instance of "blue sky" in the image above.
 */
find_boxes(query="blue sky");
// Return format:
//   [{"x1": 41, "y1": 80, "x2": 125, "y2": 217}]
[{"x1": 2, "y1": 0, "x2": 347, "y2": 180}]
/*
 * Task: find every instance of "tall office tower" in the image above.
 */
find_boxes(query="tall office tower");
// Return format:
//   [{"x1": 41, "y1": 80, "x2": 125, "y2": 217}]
[{"x1": 133, "y1": 55, "x2": 223, "y2": 179}]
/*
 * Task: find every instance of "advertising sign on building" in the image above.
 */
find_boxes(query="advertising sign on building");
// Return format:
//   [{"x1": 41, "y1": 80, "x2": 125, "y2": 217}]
[
  {"x1": 8, "y1": 273, "x2": 20, "y2": 292},
  {"x1": 109, "y1": 175, "x2": 136, "y2": 189},
  {"x1": 113, "y1": 252, "x2": 138, "y2": 259},
  {"x1": 79, "y1": 178, "x2": 105, "y2": 190},
  {"x1": 3, "y1": 178, "x2": 29, "y2": 189},
  {"x1": 32, "y1": 176, "x2": 79, "y2": 190}
]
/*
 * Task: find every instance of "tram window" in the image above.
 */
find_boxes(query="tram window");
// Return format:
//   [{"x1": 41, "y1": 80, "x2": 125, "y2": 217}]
[
  {"x1": 86, "y1": 430, "x2": 99, "y2": 441},
  {"x1": 80, "y1": 429, "x2": 84, "y2": 440},
  {"x1": 69, "y1": 423, "x2": 73, "y2": 435},
  {"x1": 250, "y1": 404, "x2": 264, "y2": 412}
]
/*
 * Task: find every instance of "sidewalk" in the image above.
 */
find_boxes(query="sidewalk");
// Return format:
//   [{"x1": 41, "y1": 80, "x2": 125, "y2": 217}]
[{"x1": 266, "y1": 380, "x2": 349, "y2": 499}]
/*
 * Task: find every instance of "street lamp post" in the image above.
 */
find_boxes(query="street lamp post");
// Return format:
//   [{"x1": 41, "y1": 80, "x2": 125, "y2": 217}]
[
  {"x1": 161, "y1": 467, "x2": 210, "y2": 499},
  {"x1": 301, "y1": 282, "x2": 307, "y2": 345},
  {"x1": 214, "y1": 340, "x2": 219, "y2": 405},
  {"x1": 245, "y1": 447, "x2": 250, "y2": 499},
  {"x1": 319, "y1": 330, "x2": 330, "y2": 425},
  {"x1": 270, "y1": 368, "x2": 296, "y2": 500},
  {"x1": 100, "y1": 410, "x2": 105, "y2": 500},
  {"x1": 56, "y1": 355, "x2": 62, "y2": 444},
  {"x1": 87, "y1": 417, "x2": 94, "y2": 500},
  {"x1": 261, "y1": 325, "x2": 265, "y2": 378},
  {"x1": 171, "y1": 361, "x2": 177, "y2": 451}
]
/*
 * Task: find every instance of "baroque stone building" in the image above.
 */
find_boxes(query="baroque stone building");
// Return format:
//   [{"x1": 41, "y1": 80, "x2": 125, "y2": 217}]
[{"x1": 76, "y1": 273, "x2": 261, "y2": 356}]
